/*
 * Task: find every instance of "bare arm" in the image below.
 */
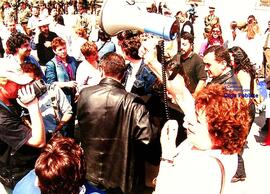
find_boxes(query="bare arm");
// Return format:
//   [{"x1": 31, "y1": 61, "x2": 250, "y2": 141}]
[
  {"x1": 55, "y1": 81, "x2": 78, "y2": 89},
  {"x1": 145, "y1": 59, "x2": 196, "y2": 122},
  {"x1": 193, "y1": 80, "x2": 206, "y2": 96},
  {"x1": 26, "y1": 99, "x2": 46, "y2": 147},
  {"x1": 55, "y1": 86, "x2": 73, "y2": 131}
]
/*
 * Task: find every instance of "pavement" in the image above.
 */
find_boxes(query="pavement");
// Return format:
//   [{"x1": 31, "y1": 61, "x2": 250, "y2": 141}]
[{"x1": 228, "y1": 110, "x2": 270, "y2": 194}]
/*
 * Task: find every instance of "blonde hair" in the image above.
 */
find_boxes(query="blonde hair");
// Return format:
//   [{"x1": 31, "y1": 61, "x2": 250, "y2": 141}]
[{"x1": 74, "y1": 26, "x2": 88, "y2": 39}]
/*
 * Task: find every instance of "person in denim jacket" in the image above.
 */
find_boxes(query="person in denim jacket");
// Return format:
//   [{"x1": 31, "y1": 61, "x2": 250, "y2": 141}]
[{"x1": 45, "y1": 37, "x2": 78, "y2": 137}]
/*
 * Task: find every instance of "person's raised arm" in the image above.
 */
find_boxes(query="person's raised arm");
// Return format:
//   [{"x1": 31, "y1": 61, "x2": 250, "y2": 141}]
[
  {"x1": 17, "y1": 85, "x2": 46, "y2": 148},
  {"x1": 143, "y1": 50, "x2": 196, "y2": 123}
]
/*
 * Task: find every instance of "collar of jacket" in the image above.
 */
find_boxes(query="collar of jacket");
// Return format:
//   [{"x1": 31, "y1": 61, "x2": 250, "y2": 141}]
[
  {"x1": 209, "y1": 69, "x2": 234, "y2": 84},
  {"x1": 100, "y1": 78, "x2": 125, "y2": 89}
]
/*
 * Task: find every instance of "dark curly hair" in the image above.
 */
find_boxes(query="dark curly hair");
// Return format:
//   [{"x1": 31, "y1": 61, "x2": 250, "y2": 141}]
[
  {"x1": 20, "y1": 62, "x2": 43, "y2": 79},
  {"x1": 228, "y1": 46, "x2": 256, "y2": 78},
  {"x1": 6, "y1": 32, "x2": 30, "y2": 55},
  {"x1": 195, "y1": 84, "x2": 250, "y2": 154},
  {"x1": 121, "y1": 35, "x2": 141, "y2": 60}
]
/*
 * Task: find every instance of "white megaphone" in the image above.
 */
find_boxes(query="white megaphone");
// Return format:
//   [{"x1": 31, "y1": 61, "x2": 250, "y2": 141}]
[{"x1": 99, "y1": 0, "x2": 179, "y2": 40}]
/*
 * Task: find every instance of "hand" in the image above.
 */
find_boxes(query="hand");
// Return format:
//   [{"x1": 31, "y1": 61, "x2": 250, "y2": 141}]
[
  {"x1": 17, "y1": 85, "x2": 36, "y2": 105},
  {"x1": 74, "y1": 91, "x2": 80, "y2": 103},
  {"x1": 183, "y1": 114, "x2": 197, "y2": 131},
  {"x1": 160, "y1": 120, "x2": 178, "y2": 159},
  {"x1": 44, "y1": 41, "x2": 51, "y2": 48},
  {"x1": 66, "y1": 81, "x2": 77, "y2": 88},
  {"x1": 139, "y1": 37, "x2": 159, "y2": 63},
  {"x1": 55, "y1": 121, "x2": 66, "y2": 132}
]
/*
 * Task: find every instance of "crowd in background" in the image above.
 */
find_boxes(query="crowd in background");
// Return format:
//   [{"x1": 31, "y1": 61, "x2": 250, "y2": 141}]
[{"x1": 0, "y1": 0, "x2": 270, "y2": 194}]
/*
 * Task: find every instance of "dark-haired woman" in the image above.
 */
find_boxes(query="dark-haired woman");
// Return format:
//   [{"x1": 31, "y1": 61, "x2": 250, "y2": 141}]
[{"x1": 229, "y1": 46, "x2": 256, "y2": 182}]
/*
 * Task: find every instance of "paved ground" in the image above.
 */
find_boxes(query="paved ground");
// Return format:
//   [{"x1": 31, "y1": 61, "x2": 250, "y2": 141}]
[{"x1": 228, "y1": 111, "x2": 270, "y2": 194}]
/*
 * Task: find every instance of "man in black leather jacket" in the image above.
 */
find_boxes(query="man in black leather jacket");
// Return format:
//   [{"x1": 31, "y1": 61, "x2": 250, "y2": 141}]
[
  {"x1": 203, "y1": 45, "x2": 242, "y2": 91},
  {"x1": 77, "y1": 52, "x2": 158, "y2": 194}
]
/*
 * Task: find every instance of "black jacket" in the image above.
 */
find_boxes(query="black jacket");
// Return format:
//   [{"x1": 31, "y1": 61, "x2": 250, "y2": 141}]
[
  {"x1": 37, "y1": 31, "x2": 58, "y2": 65},
  {"x1": 77, "y1": 78, "x2": 158, "y2": 194},
  {"x1": 209, "y1": 69, "x2": 242, "y2": 92}
]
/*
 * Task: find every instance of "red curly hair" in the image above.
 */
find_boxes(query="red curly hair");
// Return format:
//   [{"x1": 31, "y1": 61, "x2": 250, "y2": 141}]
[{"x1": 195, "y1": 84, "x2": 250, "y2": 154}]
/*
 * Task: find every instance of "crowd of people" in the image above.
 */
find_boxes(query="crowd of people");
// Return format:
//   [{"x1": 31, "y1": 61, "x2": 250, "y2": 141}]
[{"x1": 0, "y1": 0, "x2": 270, "y2": 194}]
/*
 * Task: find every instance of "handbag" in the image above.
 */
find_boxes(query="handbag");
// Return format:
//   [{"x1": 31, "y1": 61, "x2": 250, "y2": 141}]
[{"x1": 212, "y1": 157, "x2": 225, "y2": 194}]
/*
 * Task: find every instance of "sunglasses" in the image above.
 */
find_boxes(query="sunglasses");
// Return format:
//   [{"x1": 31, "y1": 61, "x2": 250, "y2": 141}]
[{"x1": 212, "y1": 30, "x2": 221, "y2": 33}]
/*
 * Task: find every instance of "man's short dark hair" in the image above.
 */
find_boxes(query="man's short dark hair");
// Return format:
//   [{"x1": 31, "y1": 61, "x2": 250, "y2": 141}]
[
  {"x1": 203, "y1": 45, "x2": 231, "y2": 65},
  {"x1": 6, "y1": 32, "x2": 30, "y2": 55},
  {"x1": 100, "y1": 52, "x2": 126, "y2": 79},
  {"x1": 121, "y1": 36, "x2": 141, "y2": 60},
  {"x1": 181, "y1": 31, "x2": 194, "y2": 44}
]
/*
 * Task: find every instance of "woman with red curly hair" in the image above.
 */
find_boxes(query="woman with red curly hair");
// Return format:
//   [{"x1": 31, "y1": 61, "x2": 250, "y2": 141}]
[
  {"x1": 143, "y1": 51, "x2": 250, "y2": 193},
  {"x1": 153, "y1": 83, "x2": 250, "y2": 194}
]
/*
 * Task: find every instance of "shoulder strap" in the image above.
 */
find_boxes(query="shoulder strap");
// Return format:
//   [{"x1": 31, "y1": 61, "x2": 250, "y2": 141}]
[
  {"x1": 98, "y1": 41, "x2": 107, "y2": 52},
  {"x1": 0, "y1": 100, "x2": 12, "y2": 113},
  {"x1": 48, "y1": 84, "x2": 61, "y2": 124},
  {"x1": 212, "y1": 157, "x2": 225, "y2": 194},
  {"x1": 210, "y1": 69, "x2": 234, "y2": 85}
]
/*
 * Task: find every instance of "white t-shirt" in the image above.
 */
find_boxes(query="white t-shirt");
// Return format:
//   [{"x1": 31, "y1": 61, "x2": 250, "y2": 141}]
[
  {"x1": 76, "y1": 60, "x2": 102, "y2": 92},
  {"x1": 154, "y1": 139, "x2": 237, "y2": 194}
]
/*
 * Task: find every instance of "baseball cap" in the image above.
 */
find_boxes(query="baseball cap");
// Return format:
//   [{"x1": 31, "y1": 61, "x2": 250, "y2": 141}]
[
  {"x1": 209, "y1": 5, "x2": 215, "y2": 10},
  {"x1": 37, "y1": 18, "x2": 50, "y2": 27},
  {"x1": 0, "y1": 58, "x2": 33, "y2": 85}
]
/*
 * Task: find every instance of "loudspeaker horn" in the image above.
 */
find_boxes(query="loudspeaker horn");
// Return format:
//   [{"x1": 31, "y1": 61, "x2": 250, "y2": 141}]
[{"x1": 100, "y1": 0, "x2": 179, "y2": 40}]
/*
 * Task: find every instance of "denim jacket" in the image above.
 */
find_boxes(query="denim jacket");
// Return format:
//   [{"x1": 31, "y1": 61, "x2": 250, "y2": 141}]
[
  {"x1": 131, "y1": 63, "x2": 157, "y2": 96},
  {"x1": 45, "y1": 56, "x2": 78, "y2": 103}
]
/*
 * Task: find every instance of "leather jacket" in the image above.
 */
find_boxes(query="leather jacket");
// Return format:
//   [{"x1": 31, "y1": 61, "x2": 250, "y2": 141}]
[
  {"x1": 209, "y1": 69, "x2": 242, "y2": 92},
  {"x1": 77, "y1": 78, "x2": 158, "y2": 194}
]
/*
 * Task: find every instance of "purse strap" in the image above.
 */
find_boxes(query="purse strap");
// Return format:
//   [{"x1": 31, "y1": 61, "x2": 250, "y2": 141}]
[
  {"x1": 0, "y1": 100, "x2": 12, "y2": 113},
  {"x1": 212, "y1": 156, "x2": 225, "y2": 194},
  {"x1": 98, "y1": 41, "x2": 107, "y2": 52}
]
